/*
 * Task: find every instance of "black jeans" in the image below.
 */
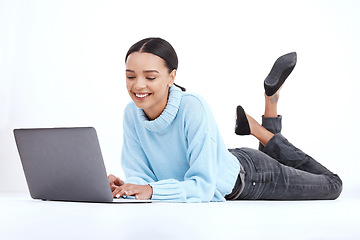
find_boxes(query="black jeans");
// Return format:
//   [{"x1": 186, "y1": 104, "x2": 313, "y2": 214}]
[{"x1": 228, "y1": 116, "x2": 342, "y2": 200}]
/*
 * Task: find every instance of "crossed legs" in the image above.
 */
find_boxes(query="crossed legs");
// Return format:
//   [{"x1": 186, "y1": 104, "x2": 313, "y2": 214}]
[
  {"x1": 244, "y1": 92, "x2": 280, "y2": 147},
  {"x1": 232, "y1": 53, "x2": 342, "y2": 200},
  {"x1": 233, "y1": 90, "x2": 343, "y2": 200}
]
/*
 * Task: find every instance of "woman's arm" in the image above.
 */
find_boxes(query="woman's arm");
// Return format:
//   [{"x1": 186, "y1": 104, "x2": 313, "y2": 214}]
[
  {"x1": 148, "y1": 117, "x2": 218, "y2": 202},
  {"x1": 121, "y1": 97, "x2": 220, "y2": 202}
]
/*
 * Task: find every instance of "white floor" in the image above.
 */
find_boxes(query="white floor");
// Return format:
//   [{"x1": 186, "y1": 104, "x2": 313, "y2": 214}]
[{"x1": 1, "y1": 193, "x2": 359, "y2": 240}]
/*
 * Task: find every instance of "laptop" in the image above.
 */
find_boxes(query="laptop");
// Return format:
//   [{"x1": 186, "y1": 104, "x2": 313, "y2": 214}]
[{"x1": 13, "y1": 127, "x2": 155, "y2": 203}]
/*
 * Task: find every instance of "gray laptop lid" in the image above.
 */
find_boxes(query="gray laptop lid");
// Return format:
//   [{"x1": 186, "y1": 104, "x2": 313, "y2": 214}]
[{"x1": 14, "y1": 127, "x2": 114, "y2": 203}]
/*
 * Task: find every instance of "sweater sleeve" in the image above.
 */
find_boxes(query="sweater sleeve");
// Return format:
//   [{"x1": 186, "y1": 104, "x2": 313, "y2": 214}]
[
  {"x1": 121, "y1": 106, "x2": 157, "y2": 185},
  {"x1": 121, "y1": 106, "x2": 190, "y2": 202},
  {"x1": 149, "y1": 97, "x2": 220, "y2": 202},
  {"x1": 121, "y1": 98, "x2": 222, "y2": 203}
]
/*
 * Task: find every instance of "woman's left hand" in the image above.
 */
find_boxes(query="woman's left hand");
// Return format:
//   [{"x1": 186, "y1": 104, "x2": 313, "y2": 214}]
[{"x1": 112, "y1": 183, "x2": 153, "y2": 200}]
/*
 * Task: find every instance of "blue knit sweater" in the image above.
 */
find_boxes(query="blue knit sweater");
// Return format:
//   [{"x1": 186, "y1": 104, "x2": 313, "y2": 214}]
[{"x1": 121, "y1": 86, "x2": 240, "y2": 202}]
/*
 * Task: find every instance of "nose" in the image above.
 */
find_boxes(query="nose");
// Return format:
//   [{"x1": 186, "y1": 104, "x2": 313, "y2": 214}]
[{"x1": 134, "y1": 77, "x2": 146, "y2": 90}]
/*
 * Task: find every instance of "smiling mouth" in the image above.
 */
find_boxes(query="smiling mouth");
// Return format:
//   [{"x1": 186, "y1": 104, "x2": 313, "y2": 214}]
[{"x1": 134, "y1": 93, "x2": 151, "y2": 99}]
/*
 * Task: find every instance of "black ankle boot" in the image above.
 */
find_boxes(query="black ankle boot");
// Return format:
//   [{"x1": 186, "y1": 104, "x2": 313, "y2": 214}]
[
  {"x1": 235, "y1": 105, "x2": 251, "y2": 135},
  {"x1": 264, "y1": 52, "x2": 297, "y2": 96}
]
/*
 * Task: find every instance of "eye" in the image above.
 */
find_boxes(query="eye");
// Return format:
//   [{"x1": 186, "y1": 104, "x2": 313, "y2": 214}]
[
  {"x1": 126, "y1": 76, "x2": 135, "y2": 80},
  {"x1": 146, "y1": 77, "x2": 156, "y2": 80}
]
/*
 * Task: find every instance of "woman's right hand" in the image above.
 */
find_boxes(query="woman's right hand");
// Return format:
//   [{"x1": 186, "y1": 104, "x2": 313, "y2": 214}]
[{"x1": 108, "y1": 174, "x2": 124, "y2": 192}]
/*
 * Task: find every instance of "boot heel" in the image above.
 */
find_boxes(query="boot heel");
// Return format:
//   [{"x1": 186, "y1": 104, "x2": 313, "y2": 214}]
[
  {"x1": 264, "y1": 52, "x2": 297, "y2": 96},
  {"x1": 235, "y1": 105, "x2": 251, "y2": 135}
]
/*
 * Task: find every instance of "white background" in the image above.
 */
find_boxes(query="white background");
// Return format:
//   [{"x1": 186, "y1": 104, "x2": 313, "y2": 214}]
[{"x1": 1, "y1": 0, "x2": 359, "y2": 196}]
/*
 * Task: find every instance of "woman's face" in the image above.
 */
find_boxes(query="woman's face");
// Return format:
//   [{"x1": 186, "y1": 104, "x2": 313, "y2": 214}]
[{"x1": 125, "y1": 52, "x2": 176, "y2": 120}]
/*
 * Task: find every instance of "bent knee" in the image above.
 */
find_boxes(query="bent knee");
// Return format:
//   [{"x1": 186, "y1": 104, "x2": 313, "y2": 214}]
[{"x1": 328, "y1": 174, "x2": 343, "y2": 200}]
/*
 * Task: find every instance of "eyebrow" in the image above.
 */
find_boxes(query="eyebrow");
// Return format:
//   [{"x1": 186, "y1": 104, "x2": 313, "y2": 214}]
[
  {"x1": 125, "y1": 69, "x2": 159, "y2": 73},
  {"x1": 143, "y1": 70, "x2": 159, "y2": 73}
]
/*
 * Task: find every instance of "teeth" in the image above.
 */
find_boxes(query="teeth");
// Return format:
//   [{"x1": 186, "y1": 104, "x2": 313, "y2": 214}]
[{"x1": 135, "y1": 93, "x2": 150, "y2": 98}]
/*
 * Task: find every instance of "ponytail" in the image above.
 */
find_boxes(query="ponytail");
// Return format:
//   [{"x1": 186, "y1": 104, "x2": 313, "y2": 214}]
[{"x1": 174, "y1": 83, "x2": 186, "y2": 92}]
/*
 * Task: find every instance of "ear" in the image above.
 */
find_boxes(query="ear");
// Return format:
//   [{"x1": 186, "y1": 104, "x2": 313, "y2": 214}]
[{"x1": 168, "y1": 69, "x2": 177, "y2": 86}]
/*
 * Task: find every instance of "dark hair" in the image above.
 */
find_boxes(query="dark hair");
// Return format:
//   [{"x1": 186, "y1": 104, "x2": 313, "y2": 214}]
[{"x1": 125, "y1": 37, "x2": 186, "y2": 91}]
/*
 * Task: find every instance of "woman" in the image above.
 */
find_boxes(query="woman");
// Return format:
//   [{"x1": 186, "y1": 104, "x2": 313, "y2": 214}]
[{"x1": 108, "y1": 37, "x2": 342, "y2": 202}]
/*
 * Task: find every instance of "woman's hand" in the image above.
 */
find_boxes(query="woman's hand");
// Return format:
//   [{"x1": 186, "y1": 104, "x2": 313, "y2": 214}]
[
  {"x1": 111, "y1": 183, "x2": 153, "y2": 200},
  {"x1": 108, "y1": 174, "x2": 124, "y2": 192}
]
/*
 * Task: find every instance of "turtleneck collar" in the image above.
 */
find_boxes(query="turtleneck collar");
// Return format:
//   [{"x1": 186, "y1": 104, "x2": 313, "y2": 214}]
[{"x1": 137, "y1": 85, "x2": 183, "y2": 132}]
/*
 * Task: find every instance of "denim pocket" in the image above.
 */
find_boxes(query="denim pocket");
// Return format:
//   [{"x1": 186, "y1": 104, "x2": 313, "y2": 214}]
[
  {"x1": 237, "y1": 148, "x2": 279, "y2": 199},
  {"x1": 242, "y1": 148, "x2": 278, "y2": 180}
]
